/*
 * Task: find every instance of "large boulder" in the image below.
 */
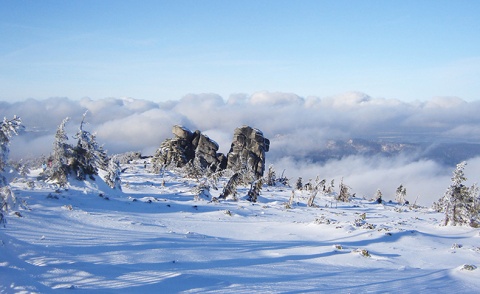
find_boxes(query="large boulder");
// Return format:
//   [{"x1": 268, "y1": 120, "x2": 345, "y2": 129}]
[
  {"x1": 226, "y1": 126, "x2": 270, "y2": 178},
  {"x1": 154, "y1": 125, "x2": 226, "y2": 171}
]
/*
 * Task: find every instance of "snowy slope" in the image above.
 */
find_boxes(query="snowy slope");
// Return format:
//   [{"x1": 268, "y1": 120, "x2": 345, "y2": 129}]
[{"x1": 1, "y1": 161, "x2": 479, "y2": 293}]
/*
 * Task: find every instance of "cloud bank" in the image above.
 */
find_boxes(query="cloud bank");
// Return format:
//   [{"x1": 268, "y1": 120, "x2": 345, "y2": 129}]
[{"x1": 2, "y1": 91, "x2": 480, "y2": 205}]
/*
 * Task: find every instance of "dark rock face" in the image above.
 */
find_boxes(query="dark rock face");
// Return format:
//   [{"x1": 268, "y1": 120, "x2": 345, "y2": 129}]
[
  {"x1": 226, "y1": 126, "x2": 270, "y2": 178},
  {"x1": 157, "y1": 125, "x2": 226, "y2": 171}
]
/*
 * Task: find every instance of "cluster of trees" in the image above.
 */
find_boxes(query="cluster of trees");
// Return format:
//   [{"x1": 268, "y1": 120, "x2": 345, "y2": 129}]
[
  {"x1": 42, "y1": 113, "x2": 121, "y2": 189},
  {"x1": 1, "y1": 113, "x2": 125, "y2": 225}
]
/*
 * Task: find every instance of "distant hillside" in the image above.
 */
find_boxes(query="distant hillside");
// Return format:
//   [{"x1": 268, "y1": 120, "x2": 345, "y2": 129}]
[{"x1": 295, "y1": 138, "x2": 480, "y2": 166}]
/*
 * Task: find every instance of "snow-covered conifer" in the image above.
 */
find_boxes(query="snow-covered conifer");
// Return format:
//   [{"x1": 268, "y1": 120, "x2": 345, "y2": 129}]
[
  {"x1": 374, "y1": 189, "x2": 383, "y2": 203},
  {"x1": 247, "y1": 178, "x2": 263, "y2": 202},
  {"x1": 325, "y1": 179, "x2": 335, "y2": 194},
  {"x1": 219, "y1": 171, "x2": 242, "y2": 200},
  {"x1": 0, "y1": 116, "x2": 23, "y2": 182},
  {"x1": 266, "y1": 165, "x2": 276, "y2": 186},
  {"x1": 436, "y1": 161, "x2": 480, "y2": 226},
  {"x1": 395, "y1": 184, "x2": 407, "y2": 205},
  {"x1": 337, "y1": 178, "x2": 350, "y2": 202},
  {"x1": 296, "y1": 177, "x2": 303, "y2": 190},
  {"x1": 71, "y1": 112, "x2": 108, "y2": 180},
  {"x1": 46, "y1": 117, "x2": 72, "y2": 187},
  {"x1": 0, "y1": 116, "x2": 22, "y2": 224},
  {"x1": 104, "y1": 156, "x2": 122, "y2": 190}
]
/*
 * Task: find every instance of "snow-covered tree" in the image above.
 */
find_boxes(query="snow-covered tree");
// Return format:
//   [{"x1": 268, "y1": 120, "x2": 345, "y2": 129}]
[
  {"x1": 307, "y1": 177, "x2": 326, "y2": 207},
  {"x1": 45, "y1": 117, "x2": 72, "y2": 187},
  {"x1": 395, "y1": 184, "x2": 407, "y2": 205},
  {"x1": 296, "y1": 177, "x2": 303, "y2": 190},
  {"x1": 374, "y1": 189, "x2": 383, "y2": 203},
  {"x1": 247, "y1": 178, "x2": 263, "y2": 202},
  {"x1": 71, "y1": 112, "x2": 108, "y2": 180},
  {"x1": 1, "y1": 116, "x2": 22, "y2": 225},
  {"x1": 336, "y1": 178, "x2": 350, "y2": 202},
  {"x1": 435, "y1": 161, "x2": 480, "y2": 227},
  {"x1": 219, "y1": 171, "x2": 243, "y2": 201},
  {"x1": 0, "y1": 116, "x2": 23, "y2": 183},
  {"x1": 325, "y1": 179, "x2": 335, "y2": 194},
  {"x1": 0, "y1": 186, "x2": 15, "y2": 226},
  {"x1": 266, "y1": 165, "x2": 276, "y2": 186},
  {"x1": 104, "y1": 156, "x2": 122, "y2": 190}
]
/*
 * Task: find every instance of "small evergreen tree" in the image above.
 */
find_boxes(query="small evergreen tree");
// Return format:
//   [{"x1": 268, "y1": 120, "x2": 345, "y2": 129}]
[
  {"x1": 0, "y1": 116, "x2": 22, "y2": 226},
  {"x1": 247, "y1": 178, "x2": 263, "y2": 202},
  {"x1": 104, "y1": 156, "x2": 122, "y2": 190},
  {"x1": 435, "y1": 161, "x2": 480, "y2": 227},
  {"x1": 45, "y1": 117, "x2": 72, "y2": 187},
  {"x1": 395, "y1": 184, "x2": 407, "y2": 205},
  {"x1": 468, "y1": 183, "x2": 480, "y2": 227},
  {"x1": 325, "y1": 179, "x2": 335, "y2": 194},
  {"x1": 0, "y1": 186, "x2": 15, "y2": 227},
  {"x1": 374, "y1": 189, "x2": 383, "y2": 203},
  {"x1": 71, "y1": 112, "x2": 108, "y2": 180},
  {"x1": 219, "y1": 171, "x2": 243, "y2": 201},
  {"x1": 296, "y1": 177, "x2": 303, "y2": 190},
  {"x1": 0, "y1": 116, "x2": 23, "y2": 184},
  {"x1": 266, "y1": 165, "x2": 276, "y2": 186},
  {"x1": 336, "y1": 178, "x2": 350, "y2": 202}
]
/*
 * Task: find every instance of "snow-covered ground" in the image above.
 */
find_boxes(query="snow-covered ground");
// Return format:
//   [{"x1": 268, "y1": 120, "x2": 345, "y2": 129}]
[{"x1": 1, "y1": 161, "x2": 479, "y2": 293}]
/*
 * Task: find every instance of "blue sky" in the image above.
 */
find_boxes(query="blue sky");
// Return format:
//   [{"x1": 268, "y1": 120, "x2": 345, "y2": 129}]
[{"x1": 1, "y1": 0, "x2": 479, "y2": 102}]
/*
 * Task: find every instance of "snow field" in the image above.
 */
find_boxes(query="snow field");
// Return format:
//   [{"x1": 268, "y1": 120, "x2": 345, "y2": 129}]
[{"x1": 1, "y1": 161, "x2": 479, "y2": 293}]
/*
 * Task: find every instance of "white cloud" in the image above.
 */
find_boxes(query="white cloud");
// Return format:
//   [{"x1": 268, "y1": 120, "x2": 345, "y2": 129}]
[{"x1": 249, "y1": 91, "x2": 304, "y2": 106}]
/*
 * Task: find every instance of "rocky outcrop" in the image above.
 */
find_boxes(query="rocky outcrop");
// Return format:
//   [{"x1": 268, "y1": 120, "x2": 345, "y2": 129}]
[
  {"x1": 226, "y1": 126, "x2": 270, "y2": 178},
  {"x1": 153, "y1": 125, "x2": 269, "y2": 178},
  {"x1": 154, "y1": 125, "x2": 226, "y2": 171}
]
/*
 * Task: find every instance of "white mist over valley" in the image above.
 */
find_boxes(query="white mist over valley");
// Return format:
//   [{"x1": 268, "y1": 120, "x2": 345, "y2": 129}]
[{"x1": 3, "y1": 92, "x2": 480, "y2": 206}]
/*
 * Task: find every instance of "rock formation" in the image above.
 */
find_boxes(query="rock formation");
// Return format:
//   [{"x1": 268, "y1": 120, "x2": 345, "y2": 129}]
[
  {"x1": 153, "y1": 125, "x2": 226, "y2": 171},
  {"x1": 153, "y1": 125, "x2": 269, "y2": 178},
  {"x1": 226, "y1": 126, "x2": 270, "y2": 178}
]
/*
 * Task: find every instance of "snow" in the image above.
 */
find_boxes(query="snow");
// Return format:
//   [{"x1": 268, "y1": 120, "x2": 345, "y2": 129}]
[{"x1": 1, "y1": 161, "x2": 479, "y2": 293}]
